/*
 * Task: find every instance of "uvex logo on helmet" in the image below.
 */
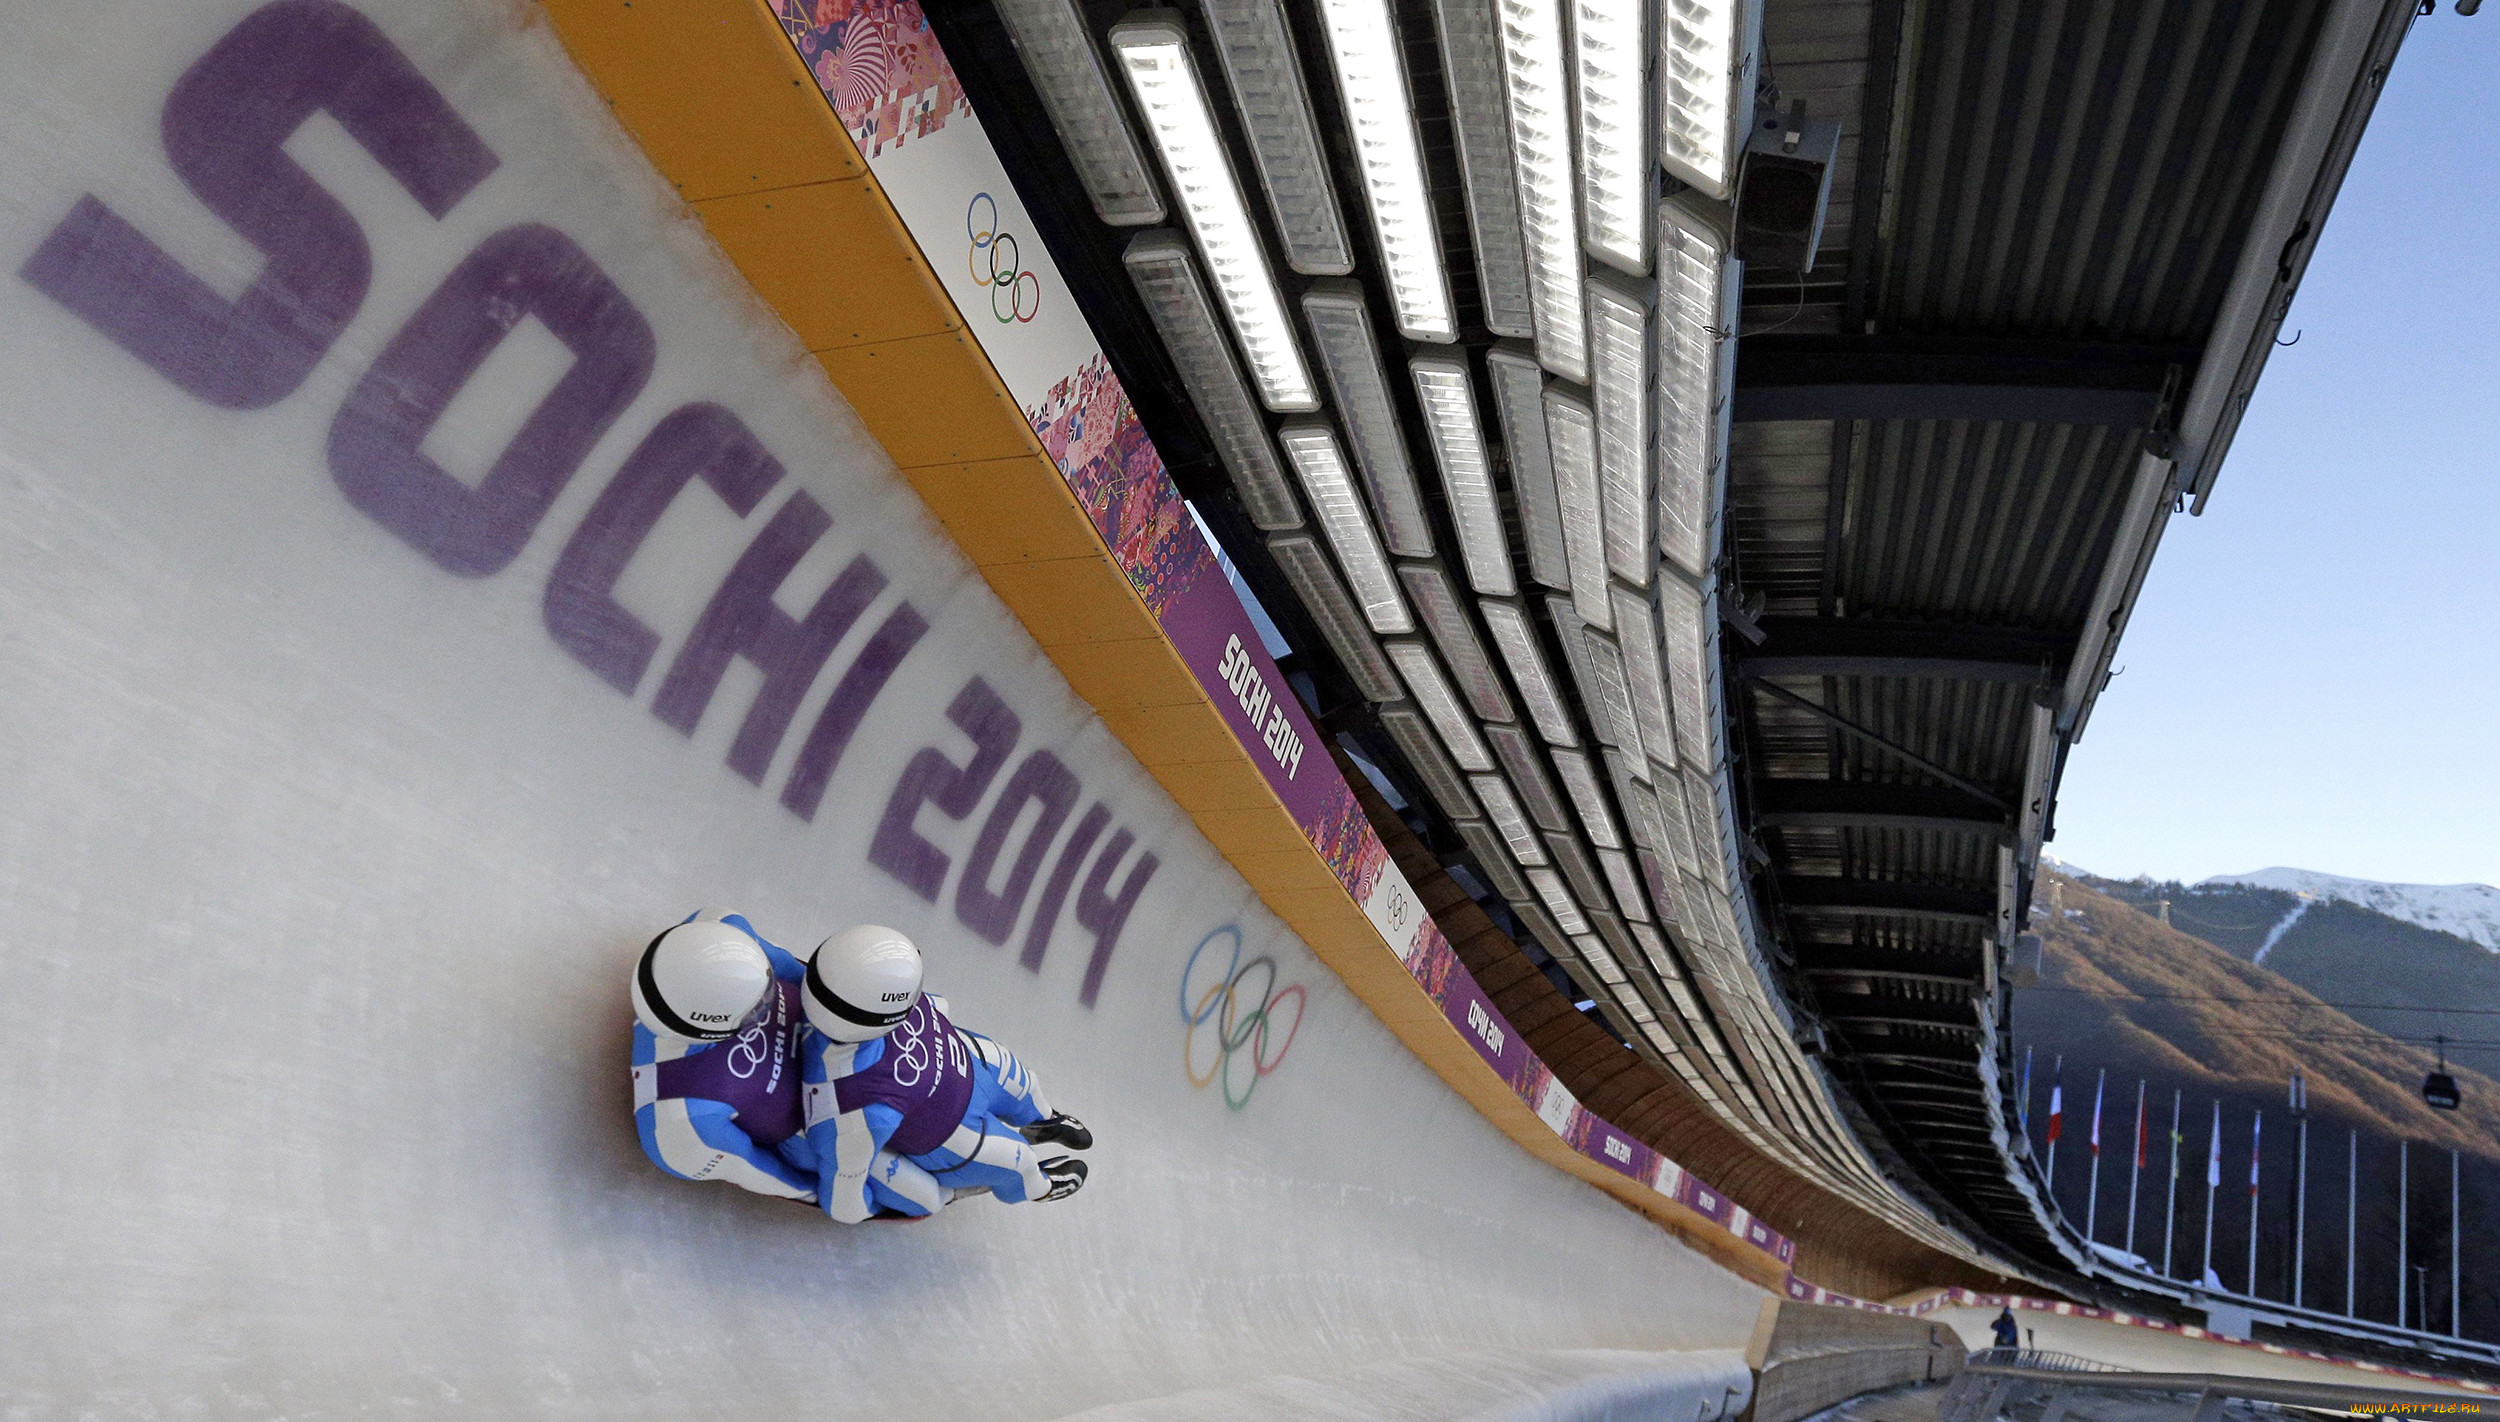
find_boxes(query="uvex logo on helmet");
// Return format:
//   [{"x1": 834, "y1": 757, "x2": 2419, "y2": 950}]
[{"x1": 881, "y1": 992, "x2": 910, "y2": 1002}]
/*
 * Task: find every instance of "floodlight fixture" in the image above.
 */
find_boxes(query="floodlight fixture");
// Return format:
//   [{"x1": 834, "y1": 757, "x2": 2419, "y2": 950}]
[
  {"x1": 1549, "y1": 746, "x2": 1619, "y2": 848},
  {"x1": 1111, "y1": 17, "x2": 1317, "y2": 411},
  {"x1": 1304, "y1": 283, "x2": 1432, "y2": 557},
  {"x1": 1315, "y1": 0, "x2": 1457, "y2": 341},
  {"x1": 995, "y1": 0, "x2": 1166, "y2": 225},
  {"x1": 1598, "y1": 847, "x2": 1649, "y2": 921},
  {"x1": 1451, "y1": 818, "x2": 1531, "y2": 901},
  {"x1": 1123, "y1": 233, "x2": 1299, "y2": 530},
  {"x1": 1278, "y1": 421, "x2": 1410, "y2": 632},
  {"x1": 1576, "y1": 622, "x2": 1643, "y2": 762},
  {"x1": 1470, "y1": 772, "x2": 1548, "y2": 865},
  {"x1": 1380, "y1": 704, "x2": 1480, "y2": 821},
  {"x1": 1656, "y1": 571, "x2": 1711, "y2": 766},
  {"x1": 1488, "y1": 724, "x2": 1570, "y2": 832},
  {"x1": 1426, "y1": 0, "x2": 1535, "y2": 338},
  {"x1": 1573, "y1": 931, "x2": 1627, "y2": 983},
  {"x1": 1194, "y1": 0, "x2": 1354, "y2": 274},
  {"x1": 1410, "y1": 354, "x2": 1515, "y2": 596},
  {"x1": 1609, "y1": 583, "x2": 1678, "y2": 773},
  {"x1": 1265, "y1": 532, "x2": 1399, "y2": 701},
  {"x1": 1528, "y1": 866, "x2": 1590, "y2": 935},
  {"x1": 1655, "y1": 0, "x2": 1756, "y2": 201},
  {"x1": 1571, "y1": 0, "x2": 1647, "y2": 272},
  {"x1": 1398, "y1": 561, "x2": 1513, "y2": 723},
  {"x1": 1493, "y1": 0, "x2": 1587, "y2": 380},
  {"x1": 1386, "y1": 640, "x2": 1492, "y2": 771},
  {"x1": 1486, "y1": 344, "x2": 1571, "y2": 591},
  {"x1": 1656, "y1": 198, "x2": 1734, "y2": 578},
  {"x1": 1479, "y1": 600, "x2": 1575, "y2": 747},
  {"x1": 1588, "y1": 274, "x2": 1653, "y2": 586},
  {"x1": 1542, "y1": 383, "x2": 1609, "y2": 629}
]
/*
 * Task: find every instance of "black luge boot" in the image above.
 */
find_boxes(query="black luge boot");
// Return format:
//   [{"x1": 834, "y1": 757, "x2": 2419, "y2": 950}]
[
  {"x1": 1017, "y1": 1111, "x2": 1093, "y2": 1150},
  {"x1": 1037, "y1": 1155, "x2": 1089, "y2": 1202}
]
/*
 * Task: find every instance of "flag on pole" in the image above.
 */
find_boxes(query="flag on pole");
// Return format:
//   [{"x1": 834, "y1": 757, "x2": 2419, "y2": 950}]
[
  {"x1": 2048, "y1": 1066, "x2": 2064, "y2": 1144},
  {"x1": 2207, "y1": 1102, "x2": 2223, "y2": 1188},
  {"x1": 2250, "y1": 1110, "x2": 2262, "y2": 1197},
  {"x1": 2090, "y1": 1074, "x2": 2105, "y2": 1157},
  {"x1": 2135, "y1": 1082, "x2": 2149, "y2": 1169}
]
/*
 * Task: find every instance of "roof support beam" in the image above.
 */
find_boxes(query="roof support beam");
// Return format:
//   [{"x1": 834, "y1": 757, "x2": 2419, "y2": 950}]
[
  {"x1": 1780, "y1": 877, "x2": 1998, "y2": 928},
  {"x1": 1732, "y1": 334, "x2": 2187, "y2": 426},
  {"x1": 1736, "y1": 617, "x2": 2070, "y2": 684},
  {"x1": 1755, "y1": 779, "x2": 2012, "y2": 844}
]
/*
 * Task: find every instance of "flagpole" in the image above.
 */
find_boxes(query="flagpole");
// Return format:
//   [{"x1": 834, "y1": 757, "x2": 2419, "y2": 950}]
[
  {"x1": 2021, "y1": 1044, "x2": 2033, "y2": 1138},
  {"x1": 2292, "y1": 1068, "x2": 2307, "y2": 1308},
  {"x1": 2451, "y1": 1149, "x2": 2460, "y2": 1337},
  {"x1": 2346, "y1": 1128, "x2": 2357, "y2": 1318},
  {"x1": 2127, "y1": 1078, "x2": 2146, "y2": 1259},
  {"x1": 2202, "y1": 1099, "x2": 2221, "y2": 1289},
  {"x1": 2398, "y1": 1141, "x2": 2409, "y2": 1328},
  {"x1": 2248, "y1": 1107, "x2": 2263, "y2": 1296},
  {"x1": 2087, "y1": 1069, "x2": 2106, "y2": 1243},
  {"x1": 2046, "y1": 1055, "x2": 2063, "y2": 1202},
  {"x1": 2166, "y1": 1087, "x2": 2183, "y2": 1279}
]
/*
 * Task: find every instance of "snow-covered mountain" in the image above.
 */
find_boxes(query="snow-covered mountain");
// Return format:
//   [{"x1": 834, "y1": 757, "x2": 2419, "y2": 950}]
[{"x1": 2201, "y1": 867, "x2": 2500, "y2": 953}]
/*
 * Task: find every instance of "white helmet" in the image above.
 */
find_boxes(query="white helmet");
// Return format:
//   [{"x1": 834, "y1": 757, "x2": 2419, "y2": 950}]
[
  {"x1": 804, "y1": 925, "x2": 924, "y2": 1042},
  {"x1": 632, "y1": 920, "x2": 772, "y2": 1042}
]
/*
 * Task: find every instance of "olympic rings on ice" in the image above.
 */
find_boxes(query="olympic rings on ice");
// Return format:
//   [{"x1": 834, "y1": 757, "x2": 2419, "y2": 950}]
[
  {"x1": 966, "y1": 192, "x2": 1040, "y2": 325},
  {"x1": 1178, "y1": 924, "x2": 1306, "y2": 1109}
]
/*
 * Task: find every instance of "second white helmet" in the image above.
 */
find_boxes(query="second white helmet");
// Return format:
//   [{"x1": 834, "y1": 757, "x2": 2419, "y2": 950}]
[
  {"x1": 633, "y1": 919, "x2": 772, "y2": 1042},
  {"x1": 804, "y1": 925, "x2": 924, "y2": 1042}
]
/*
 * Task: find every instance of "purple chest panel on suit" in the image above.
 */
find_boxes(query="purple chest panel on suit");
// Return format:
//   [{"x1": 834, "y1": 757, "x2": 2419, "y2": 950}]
[
  {"x1": 652, "y1": 978, "x2": 804, "y2": 1147},
  {"x1": 836, "y1": 998, "x2": 976, "y2": 1157}
]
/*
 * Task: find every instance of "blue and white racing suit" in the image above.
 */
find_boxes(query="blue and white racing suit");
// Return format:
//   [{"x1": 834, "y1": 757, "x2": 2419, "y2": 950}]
[
  {"x1": 802, "y1": 993, "x2": 1056, "y2": 1223},
  {"x1": 632, "y1": 910, "x2": 944, "y2": 1216}
]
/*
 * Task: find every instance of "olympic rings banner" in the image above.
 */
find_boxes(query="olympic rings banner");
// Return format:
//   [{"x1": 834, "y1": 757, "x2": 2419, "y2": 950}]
[{"x1": 767, "y1": 0, "x2": 1795, "y2": 1276}]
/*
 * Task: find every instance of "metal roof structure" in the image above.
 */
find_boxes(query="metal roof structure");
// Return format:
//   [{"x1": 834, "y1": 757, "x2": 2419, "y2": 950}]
[{"x1": 928, "y1": 0, "x2": 2417, "y2": 1283}]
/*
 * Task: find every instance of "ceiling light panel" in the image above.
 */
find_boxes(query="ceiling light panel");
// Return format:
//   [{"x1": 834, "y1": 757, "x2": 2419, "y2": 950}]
[
  {"x1": 1574, "y1": 931, "x2": 1627, "y2": 983},
  {"x1": 1380, "y1": 704, "x2": 1480, "y2": 821},
  {"x1": 1656, "y1": 571, "x2": 1711, "y2": 766},
  {"x1": 1608, "y1": 584, "x2": 1678, "y2": 774},
  {"x1": 1655, "y1": 0, "x2": 1755, "y2": 200},
  {"x1": 1549, "y1": 747, "x2": 1619, "y2": 848},
  {"x1": 1195, "y1": 0, "x2": 1354, "y2": 274},
  {"x1": 1409, "y1": 354, "x2": 1515, "y2": 596},
  {"x1": 1541, "y1": 384, "x2": 1610, "y2": 629},
  {"x1": 1111, "y1": 18, "x2": 1318, "y2": 411},
  {"x1": 1486, "y1": 344, "x2": 1571, "y2": 591},
  {"x1": 1479, "y1": 601, "x2": 1576, "y2": 747},
  {"x1": 1681, "y1": 765, "x2": 1728, "y2": 891},
  {"x1": 1488, "y1": 724, "x2": 1570, "y2": 833},
  {"x1": 1656, "y1": 199, "x2": 1733, "y2": 578},
  {"x1": 1385, "y1": 639, "x2": 1493, "y2": 771},
  {"x1": 996, "y1": 0, "x2": 1166, "y2": 225},
  {"x1": 1277, "y1": 421, "x2": 1411, "y2": 632},
  {"x1": 1576, "y1": 621, "x2": 1643, "y2": 761},
  {"x1": 1545, "y1": 831, "x2": 1614, "y2": 916},
  {"x1": 1314, "y1": 0, "x2": 1456, "y2": 341},
  {"x1": 1303, "y1": 284, "x2": 1433, "y2": 557},
  {"x1": 1611, "y1": 983, "x2": 1658, "y2": 1023},
  {"x1": 1398, "y1": 562, "x2": 1513, "y2": 722},
  {"x1": 1587, "y1": 274, "x2": 1653, "y2": 586},
  {"x1": 1527, "y1": 866, "x2": 1590, "y2": 936},
  {"x1": 1636, "y1": 849, "x2": 1683, "y2": 927},
  {"x1": 1630, "y1": 918, "x2": 1682, "y2": 982},
  {"x1": 1599, "y1": 846, "x2": 1649, "y2": 922},
  {"x1": 1470, "y1": 773, "x2": 1549, "y2": 865},
  {"x1": 1493, "y1": 0, "x2": 1587, "y2": 380},
  {"x1": 1652, "y1": 770, "x2": 1699, "y2": 875},
  {"x1": 1266, "y1": 532, "x2": 1399, "y2": 700},
  {"x1": 1451, "y1": 816, "x2": 1531, "y2": 901},
  {"x1": 1570, "y1": 0, "x2": 1647, "y2": 272},
  {"x1": 1426, "y1": 0, "x2": 1535, "y2": 337},
  {"x1": 1123, "y1": 233, "x2": 1299, "y2": 530}
]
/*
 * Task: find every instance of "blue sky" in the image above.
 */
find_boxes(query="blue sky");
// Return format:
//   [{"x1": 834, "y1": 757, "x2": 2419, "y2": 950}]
[{"x1": 2049, "y1": 11, "x2": 2500, "y2": 890}]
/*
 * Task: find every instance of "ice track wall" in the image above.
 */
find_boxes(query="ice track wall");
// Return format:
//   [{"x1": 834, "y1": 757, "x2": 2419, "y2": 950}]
[{"x1": 0, "y1": 2, "x2": 1762, "y2": 1414}]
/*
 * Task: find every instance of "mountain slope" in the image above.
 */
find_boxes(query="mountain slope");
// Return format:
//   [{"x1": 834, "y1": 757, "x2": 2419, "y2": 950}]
[
  {"x1": 2208, "y1": 868, "x2": 2500, "y2": 952},
  {"x1": 2010, "y1": 873, "x2": 2499, "y2": 1333}
]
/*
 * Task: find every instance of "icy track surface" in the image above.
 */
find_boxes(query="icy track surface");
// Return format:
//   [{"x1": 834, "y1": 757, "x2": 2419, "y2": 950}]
[{"x1": 0, "y1": 1, "x2": 1758, "y2": 1415}]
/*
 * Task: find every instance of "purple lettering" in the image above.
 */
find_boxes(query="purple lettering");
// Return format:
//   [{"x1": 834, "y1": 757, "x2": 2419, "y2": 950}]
[
  {"x1": 868, "y1": 678, "x2": 1021, "y2": 901},
  {"x1": 1019, "y1": 802, "x2": 1109, "y2": 973},
  {"x1": 544, "y1": 402, "x2": 781, "y2": 694},
  {"x1": 1076, "y1": 830, "x2": 1159, "y2": 1007},
  {"x1": 18, "y1": 0, "x2": 495, "y2": 408},
  {"x1": 955, "y1": 750, "x2": 1079, "y2": 946},
  {"x1": 329, "y1": 223, "x2": 655, "y2": 577},
  {"x1": 651, "y1": 489, "x2": 885, "y2": 783},
  {"x1": 780, "y1": 602, "x2": 928, "y2": 821}
]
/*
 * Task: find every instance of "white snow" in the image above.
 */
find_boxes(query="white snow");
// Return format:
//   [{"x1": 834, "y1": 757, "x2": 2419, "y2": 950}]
[
  {"x1": 2204, "y1": 868, "x2": 2500, "y2": 954},
  {"x1": 2253, "y1": 898, "x2": 2312, "y2": 965}
]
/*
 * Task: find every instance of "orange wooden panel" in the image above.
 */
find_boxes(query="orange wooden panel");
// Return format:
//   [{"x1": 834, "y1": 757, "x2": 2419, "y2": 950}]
[
  {"x1": 908, "y1": 458, "x2": 1107, "y2": 566},
  {"x1": 1181, "y1": 805, "x2": 1310, "y2": 857},
  {"x1": 1150, "y1": 757, "x2": 1290, "y2": 813},
  {"x1": 540, "y1": 0, "x2": 862, "y2": 200},
  {"x1": 693, "y1": 179, "x2": 957, "y2": 349},
  {"x1": 1098, "y1": 704, "x2": 1242, "y2": 768},
  {"x1": 814, "y1": 334, "x2": 1040, "y2": 468},
  {"x1": 1048, "y1": 639, "x2": 1209, "y2": 711},
  {"x1": 978, "y1": 558, "x2": 1160, "y2": 648}
]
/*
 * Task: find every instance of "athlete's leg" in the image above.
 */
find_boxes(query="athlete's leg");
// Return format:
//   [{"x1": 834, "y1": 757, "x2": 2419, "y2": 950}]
[
  {"x1": 916, "y1": 1116, "x2": 1052, "y2": 1203},
  {"x1": 959, "y1": 1030, "x2": 1048, "y2": 1126}
]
